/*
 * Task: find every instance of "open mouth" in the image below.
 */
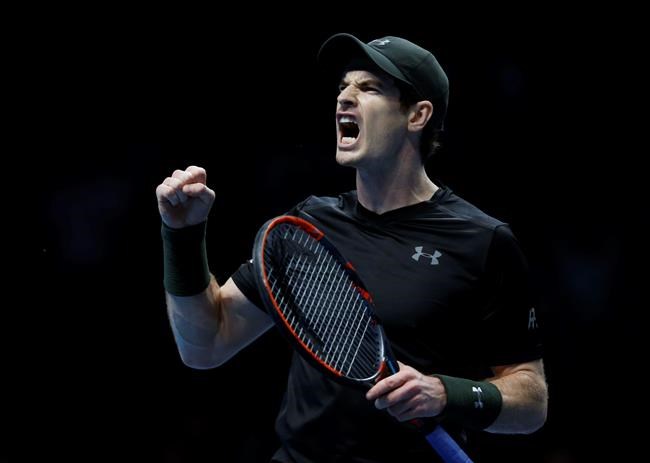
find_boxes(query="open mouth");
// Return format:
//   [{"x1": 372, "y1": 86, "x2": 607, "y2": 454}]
[{"x1": 338, "y1": 115, "x2": 360, "y2": 146}]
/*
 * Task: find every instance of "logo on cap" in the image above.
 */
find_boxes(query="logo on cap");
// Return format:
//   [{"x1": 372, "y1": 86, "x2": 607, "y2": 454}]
[{"x1": 370, "y1": 39, "x2": 391, "y2": 47}]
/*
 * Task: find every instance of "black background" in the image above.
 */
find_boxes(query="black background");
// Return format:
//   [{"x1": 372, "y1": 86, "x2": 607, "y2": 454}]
[{"x1": 25, "y1": 12, "x2": 644, "y2": 463}]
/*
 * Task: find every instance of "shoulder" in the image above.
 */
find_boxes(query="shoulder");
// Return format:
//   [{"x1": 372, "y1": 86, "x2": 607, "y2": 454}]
[
  {"x1": 436, "y1": 188, "x2": 507, "y2": 232},
  {"x1": 432, "y1": 188, "x2": 523, "y2": 267},
  {"x1": 288, "y1": 192, "x2": 355, "y2": 215}
]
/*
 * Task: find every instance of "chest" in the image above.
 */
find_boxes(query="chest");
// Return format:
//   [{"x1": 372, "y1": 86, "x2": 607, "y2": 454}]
[{"x1": 311, "y1": 217, "x2": 487, "y2": 332}]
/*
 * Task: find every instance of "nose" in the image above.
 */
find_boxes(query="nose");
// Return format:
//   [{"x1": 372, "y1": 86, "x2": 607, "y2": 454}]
[{"x1": 337, "y1": 85, "x2": 357, "y2": 108}]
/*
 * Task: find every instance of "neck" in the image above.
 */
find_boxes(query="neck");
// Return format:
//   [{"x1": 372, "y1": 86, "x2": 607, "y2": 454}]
[{"x1": 355, "y1": 157, "x2": 438, "y2": 214}]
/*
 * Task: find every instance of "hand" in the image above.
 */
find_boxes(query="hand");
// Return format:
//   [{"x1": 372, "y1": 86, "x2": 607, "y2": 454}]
[
  {"x1": 366, "y1": 361, "x2": 447, "y2": 422},
  {"x1": 156, "y1": 166, "x2": 216, "y2": 229}
]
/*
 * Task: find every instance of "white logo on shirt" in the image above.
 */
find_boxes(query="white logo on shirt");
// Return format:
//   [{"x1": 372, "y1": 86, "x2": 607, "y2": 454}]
[
  {"x1": 412, "y1": 246, "x2": 442, "y2": 265},
  {"x1": 528, "y1": 307, "x2": 538, "y2": 330}
]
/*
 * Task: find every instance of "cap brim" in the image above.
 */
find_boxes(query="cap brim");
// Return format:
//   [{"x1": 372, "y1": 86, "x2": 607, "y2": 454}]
[{"x1": 317, "y1": 33, "x2": 410, "y2": 88}]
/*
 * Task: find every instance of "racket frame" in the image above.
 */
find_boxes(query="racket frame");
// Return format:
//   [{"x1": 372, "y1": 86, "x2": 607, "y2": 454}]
[{"x1": 253, "y1": 215, "x2": 391, "y2": 386}]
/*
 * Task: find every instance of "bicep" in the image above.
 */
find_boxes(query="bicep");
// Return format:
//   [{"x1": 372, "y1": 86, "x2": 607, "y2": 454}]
[{"x1": 218, "y1": 277, "x2": 274, "y2": 353}]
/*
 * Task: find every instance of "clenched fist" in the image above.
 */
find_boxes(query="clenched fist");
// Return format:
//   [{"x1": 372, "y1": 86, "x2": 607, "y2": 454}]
[{"x1": 155, "y1": 165, "x2": 216, "y2": 229}]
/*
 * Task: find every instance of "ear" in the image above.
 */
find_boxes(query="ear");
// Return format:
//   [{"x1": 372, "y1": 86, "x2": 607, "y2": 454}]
[{"x1": 407, "y1": 101, "x2": 433, "y2": 133}]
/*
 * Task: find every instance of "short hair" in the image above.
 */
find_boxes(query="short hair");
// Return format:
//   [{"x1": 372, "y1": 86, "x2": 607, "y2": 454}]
[{"x1": 395, "y1": 80, "x2": 442, "y2": 162}]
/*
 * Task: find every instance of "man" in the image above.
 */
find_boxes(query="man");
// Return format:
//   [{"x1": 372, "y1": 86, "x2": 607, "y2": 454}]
[{"x1": 156, "y1": 33, "x2": 548, "y2": 462}]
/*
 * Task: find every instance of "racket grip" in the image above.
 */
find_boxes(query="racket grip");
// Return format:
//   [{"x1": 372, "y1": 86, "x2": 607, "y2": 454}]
[
  {"x1": 425, "y1": 427, "x2": 474, "y2": 463},
  {"x1": 381, "y1": 341, "x2": 472, "y2": 461}
]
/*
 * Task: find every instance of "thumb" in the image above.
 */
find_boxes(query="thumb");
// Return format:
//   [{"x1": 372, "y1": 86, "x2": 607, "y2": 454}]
[{"x1": 182, "y1": 183, "x2": 215, "y2": 204}]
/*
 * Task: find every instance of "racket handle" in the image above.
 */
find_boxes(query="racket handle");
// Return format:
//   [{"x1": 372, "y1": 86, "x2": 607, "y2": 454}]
[
  {"x1": 381, "y1": 342, "x2": 472, "y2": 461},
  {"x1": 425, "y1": 426, "x2": 474, "y2": 463}
]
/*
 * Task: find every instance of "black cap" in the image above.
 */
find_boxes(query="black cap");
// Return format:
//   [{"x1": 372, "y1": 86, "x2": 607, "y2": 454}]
[{"x1": 318, "y1": 33, "x2": 449, "y2": 129}]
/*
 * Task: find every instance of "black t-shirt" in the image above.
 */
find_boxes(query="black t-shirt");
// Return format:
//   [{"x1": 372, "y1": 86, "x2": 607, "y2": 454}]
[{"x1": 232, "y1": 187, "x2": 543, "y2": 463}]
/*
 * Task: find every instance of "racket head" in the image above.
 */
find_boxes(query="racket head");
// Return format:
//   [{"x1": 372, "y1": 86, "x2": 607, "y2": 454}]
[{"x1": 253, "y1": 215, "x2": 392, "y2": 386}]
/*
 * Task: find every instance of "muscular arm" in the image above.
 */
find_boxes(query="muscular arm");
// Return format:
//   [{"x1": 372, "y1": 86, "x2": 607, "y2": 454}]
[
  {"x1": 166, "y1": 276, "x2": 273, "y2": 369},
  {"x1": 367, "y1": 358, "x2": 547, "y2": 435},
  {"x1": 156, "y1": 165, "x2": 274, "y2": 369},
  {"x1": 483, "y1": 359, "x2": 548, "y2": 434}
]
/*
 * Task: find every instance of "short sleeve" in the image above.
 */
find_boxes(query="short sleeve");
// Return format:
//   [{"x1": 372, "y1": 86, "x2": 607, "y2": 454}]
[
  {"x1": 231, "y1": 260, "x2": 266, "y2": 312},
  {"x1": 230, "y1": 197, "x2": 312, "y2": 313},
  {"x1": 477, "y1": 225, "x2": 543, "y2": 365}
]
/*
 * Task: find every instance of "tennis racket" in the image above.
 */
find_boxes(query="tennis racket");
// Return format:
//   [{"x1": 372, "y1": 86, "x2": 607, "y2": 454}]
[{"x1": 253, "y1": 215, "x2": 473, "y2": 463}]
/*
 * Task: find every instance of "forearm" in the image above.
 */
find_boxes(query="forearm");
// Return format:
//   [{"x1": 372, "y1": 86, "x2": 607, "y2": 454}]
[
  {"x1": 366, "y1": 359, "x2": 547, "y2": 435},
  {"x1": 159, "y1": 213, "x2": 273, "y2": 368},
  {"x1": 166, "y1": 275, "x2": 224, "y2": 368},
  {"x1": 166, "y1": 276, "x2": 275, "y2": 369},
  {"x1": 484, "y1": 360, "x2": 548, "y2": 434}
]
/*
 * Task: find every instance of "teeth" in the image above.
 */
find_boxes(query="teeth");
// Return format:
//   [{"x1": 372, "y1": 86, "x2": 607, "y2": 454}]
[{"x1": 339, "y1": 115, "x2": 357, "y2": 125}]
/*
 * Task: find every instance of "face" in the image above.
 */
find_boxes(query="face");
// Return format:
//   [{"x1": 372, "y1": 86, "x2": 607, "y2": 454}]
[{"x1": 335, "y1": 68, "x2": 410, "y2": 169}]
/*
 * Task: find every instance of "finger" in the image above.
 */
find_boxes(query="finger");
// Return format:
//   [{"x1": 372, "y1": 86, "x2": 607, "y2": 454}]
[
  {"x1": 396, "y1": 361, "x2": 421, "y2": 376},
  {"x1": 395, "y1": 406, "x2": 418, "y2": 422},
  {"x1": 172, "y1": 169, "x2": 198, "y2": 189},
  {"x1": 374, "y1": 382, "x2": 419, "y2": 410},
  {"x1": 185, "y1": 165, "x2": 207, "y2": 184},
  {"x1": 394, "y1": 403, "x2": 427, "y2": 422},
  {"x1": 366, "y1": 371, "x2": 409, "y2": 401},
  {"x1": 182, "y1": 183, "x2": 215, "y2": 205},
  {"x1": 384, "y1": 391, "x2": 422, "y2": 417},
  {"x1": 162, "y1": 177, "x2": 189, "y2": 203},
  {"x1": 171, "y1": 170, "x2": 199, "y2": 204},
  {"x1": 156, "y1": 183, "x2": 180, "y2": 207}
]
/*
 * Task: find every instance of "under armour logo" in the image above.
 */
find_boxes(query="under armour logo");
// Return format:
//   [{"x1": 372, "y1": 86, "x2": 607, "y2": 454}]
[
  {"x1": 411, "y1": 246, "x2": 442, "y2": 265},
  {"x1": 371, "y1": 39, "x2": 391, "y2": 47},
  {"x1": 528, "y1": 308, "x2": 538, "y2": 330},
  {"x1": 472, "y1": 386, "x2": 484, "y2": 409}
]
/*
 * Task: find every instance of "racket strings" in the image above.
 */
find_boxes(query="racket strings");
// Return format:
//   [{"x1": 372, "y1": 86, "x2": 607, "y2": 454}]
[{"x1": 264, "y1": 224, "x2": 382, "y2": 381}]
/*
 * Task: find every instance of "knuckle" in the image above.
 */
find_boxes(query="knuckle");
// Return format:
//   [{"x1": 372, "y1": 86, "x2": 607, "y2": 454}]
[
  {"x1": 187, "y1": 165, "x2": 204, "y2": 174},
  {"x1": 406, "y1": 381, "x2": 420, "y2": 395},
  {"x1": 164, "y1": 177, "x2": 179, "y2": 188}
]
